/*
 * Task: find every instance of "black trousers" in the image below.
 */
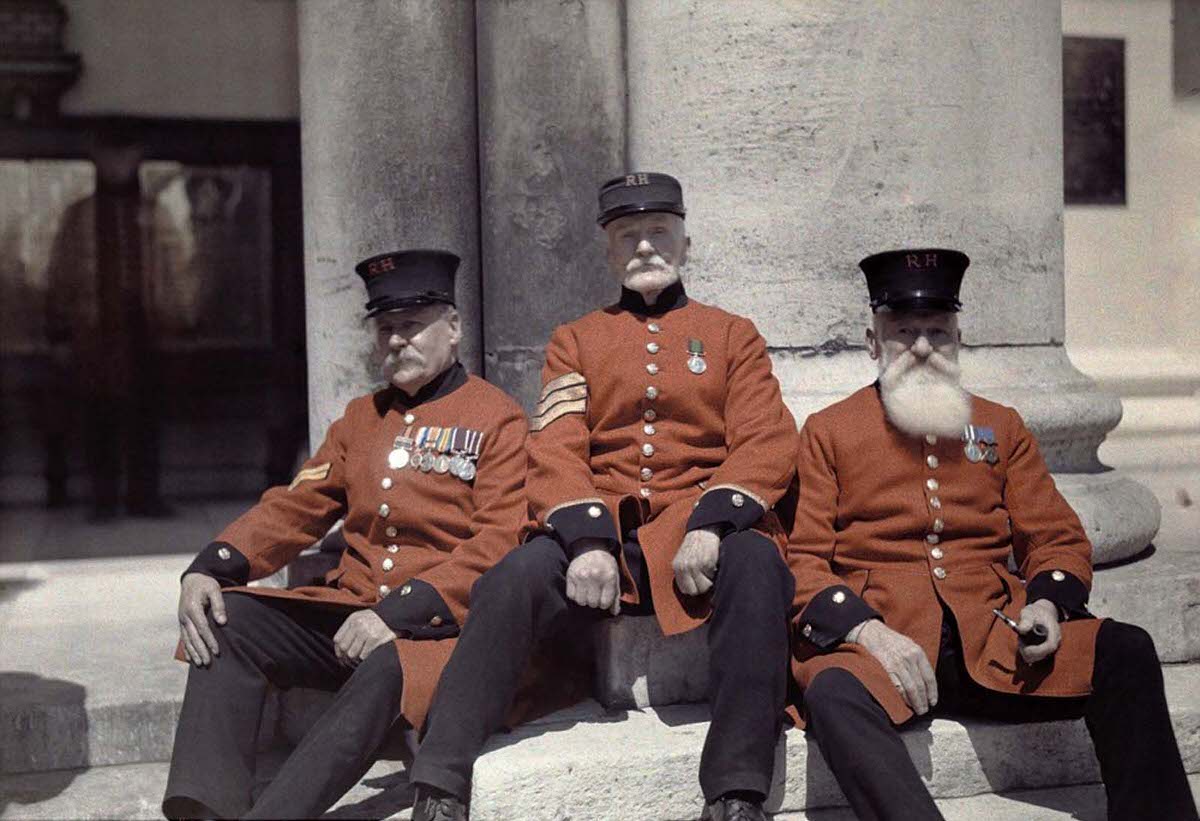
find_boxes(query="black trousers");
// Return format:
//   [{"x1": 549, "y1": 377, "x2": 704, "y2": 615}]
[
  {"x1": 162, "y1": 592, "x2": 406, "y2": 820},
  {"x1": 803, "y1": 614, "x2": 1198, "y2": 821},
  {"x1": 409, "y1": 531, "x2": 795, "y2": 803}
]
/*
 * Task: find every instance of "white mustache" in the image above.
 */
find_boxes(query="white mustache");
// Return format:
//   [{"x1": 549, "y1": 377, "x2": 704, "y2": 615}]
[{"x1": 626, "y1": 256, "x2": 669, "y2": 273}]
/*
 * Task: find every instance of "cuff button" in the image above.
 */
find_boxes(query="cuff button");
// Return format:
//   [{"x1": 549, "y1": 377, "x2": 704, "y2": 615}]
[
  {"x1": 731, "y1": 493, "x2": 745, "y2": 508},
  {"x1": 400, "y1": 583, "x2": 413, "y2": 596},
  {"x1": 217, "y1": 547, "x2": 231, "y2": 561},
  {"x1": 587, "y1": 505, "x2": 603, "y2": 519},
  {"x1": 429, "y1": 615, "x2": 443, "y2": 627},
  {"x1": 802, "y1": 624, "x2": 813, "y2": 637},
  {"x1": 1051, "y1": 570, "x2": 1066, "y2": 582},
  {"x1": 832, "y1": 590, "x2": 846, "y2": 604}
]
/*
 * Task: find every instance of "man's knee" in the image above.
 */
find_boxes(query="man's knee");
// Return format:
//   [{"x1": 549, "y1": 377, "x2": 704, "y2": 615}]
[
  {"x1": 715, "y1": 532, "x2": 793, "y2": 604},
  {"x1": 1096, "y1": 620, "x2": 1160, "y2": 680},
  {"x1": 472, "y1": 537, "x2": 566, "y2": 602},
  {"x1": 205, "y1": 591, "x2": 260, "y2": 635},
  {"x1": 804, "y1": 668, "x2": 874, "y2": 725},
  {"x1": 350, "y1": 643, "x2": 405, "y2": 696}
]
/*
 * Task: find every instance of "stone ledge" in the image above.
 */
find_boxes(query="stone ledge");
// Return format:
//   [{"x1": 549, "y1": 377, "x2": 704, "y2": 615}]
[{"x1": 469, "y1": 663, "x2": 1200, "y2": 821}]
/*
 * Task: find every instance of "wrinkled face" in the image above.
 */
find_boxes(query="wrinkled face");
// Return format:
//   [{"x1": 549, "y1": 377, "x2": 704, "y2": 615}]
[
  {"x1": 867, "y1": 309, "x2": 961, "y2": 369},
  {"x1": 370, "y1": 303, "x2": 461, "y2": 394},
  {"x1": 604, "y1": 211, "x2": 689, "y2": 296}
]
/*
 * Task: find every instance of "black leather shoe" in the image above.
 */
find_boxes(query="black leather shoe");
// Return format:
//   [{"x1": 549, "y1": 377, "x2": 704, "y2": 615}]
[
  {"x1": 699, "y1": 796, "x2": 767, "y2": 821},
  {"x1": 412, "y1": 786, "x2": 468, "y2": 821}
]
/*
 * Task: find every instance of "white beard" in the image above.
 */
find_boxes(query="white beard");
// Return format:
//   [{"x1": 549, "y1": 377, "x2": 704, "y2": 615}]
[{"x1": 878, "y1": 349, "x2": 971, "y2": 439}]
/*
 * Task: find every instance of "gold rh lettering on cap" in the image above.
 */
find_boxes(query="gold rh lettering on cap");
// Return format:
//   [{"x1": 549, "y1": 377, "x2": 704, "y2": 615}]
[
  {"x1": 367, "y1": 257, "x2": 397, "y2": 276},
  {"x1": 906, "y1": 253, "x2": 921, "y2": 268},
  {"x1": 926, "y1": 252, "x2": 938, "y2": 266}
]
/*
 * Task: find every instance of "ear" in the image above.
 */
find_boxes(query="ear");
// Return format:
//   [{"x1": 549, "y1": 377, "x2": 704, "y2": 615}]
[
  {"x1": 865, "y1": 326, "x2": 879, "y2": 360},
  {"x1": 445, "y1": 307, "x2": 462, "y2": 346},
  {"x1": 678, "y1": 234, "x2": 691, "y2": 267}
]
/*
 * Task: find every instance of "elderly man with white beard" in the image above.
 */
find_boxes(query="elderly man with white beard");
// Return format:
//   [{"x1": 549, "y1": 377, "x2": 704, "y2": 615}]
[{"x1": 785, "y1": 249, "x2": 1196, "y2": 820}]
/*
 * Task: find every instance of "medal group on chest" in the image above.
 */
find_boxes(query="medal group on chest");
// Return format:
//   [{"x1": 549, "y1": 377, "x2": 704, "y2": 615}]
[
  {"x1": 962, "y1": 424, "x2": 999, "y2": 465},
  {"x1": 387, "y1": 412, "x2": 483, "y2": 482}
]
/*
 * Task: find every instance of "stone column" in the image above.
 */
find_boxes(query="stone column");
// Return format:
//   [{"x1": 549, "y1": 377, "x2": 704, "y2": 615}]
[
  {"x1": 298, "y1": 0, "x2": 480, "y2": 440},
  {"x1": 475, "y1": 0, "x2": 626, "y2": 411},
  {"x1": 625, "y1": 0, "x2": 1159, "y2": 564}
]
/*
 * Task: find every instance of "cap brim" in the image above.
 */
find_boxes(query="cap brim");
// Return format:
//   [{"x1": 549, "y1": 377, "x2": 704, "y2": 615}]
[
  {"x1": 597, "y1": 202, "x2": 686, "y2": 226},
  {"x1": 872, "y1": 297, "x2": 962, "y2": 313}
]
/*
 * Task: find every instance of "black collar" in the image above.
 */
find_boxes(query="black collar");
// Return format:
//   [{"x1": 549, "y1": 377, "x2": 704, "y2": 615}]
[
  {"x1": 393, "y1": 361, "x2": 467, "y2": 408},
  {"x1": 618, "y1": 280, "x2": 688, "y2": 316}
]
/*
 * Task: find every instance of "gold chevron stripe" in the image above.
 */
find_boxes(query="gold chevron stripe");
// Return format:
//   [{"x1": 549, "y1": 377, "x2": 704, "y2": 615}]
[
  {"x1": 539, "y1": 371, "x2": 586, "y2": 400},
  {"x1": 530, "y1": 398, "x2": 587, "y2": 432},
  {"x1": 289, "y1": 462, "x2": 331, "y2": 491},
  {"x1": 534, "y1": 383, "x2": 588, "y2": 417}
]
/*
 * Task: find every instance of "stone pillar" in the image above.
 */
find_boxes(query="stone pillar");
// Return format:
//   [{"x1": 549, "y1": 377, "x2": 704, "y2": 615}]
[
  {"x1": 625, "y1": 0, "x2": 1159, "y2": 564},
  {"x1": 475, "y1": 0, "x2": 626, "y2": 411},
  {"x1": 298, "y1": 0, "x2": 480, "y2": 439}
]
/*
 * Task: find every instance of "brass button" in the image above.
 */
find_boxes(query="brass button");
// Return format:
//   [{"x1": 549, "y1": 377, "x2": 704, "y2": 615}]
[
  {"x1": 378, "y1": 503, "x2": 390, "y2": 517},
  {"x1": 404, "y1": 413, "x2": 416, "y2": 425},
  {"x1": 933, "y1": 518, "x2": 944, "y2": 533},
  {"x1": 731, "y1": 493, "x2": 746, "y2": 508},
  {"x1": 217, "y1": 547, "x2": 231, "y2": 561},
  {"x1": 429, "y1": 615, "x2": 443, "y2": 627},
  {"x1": 386, "y1": 525, "x2": 398, "y2": 538},
  {"x1": 642, "y1": 443, "x2": 655, "y2": 457},
  {"x1": 925, "y1": 434, "x2": 938, "y2": 445},
  {"x1": 646, "y1": 363, "x2": 659, "y2": 375},
  {"x1": 382, "y1": 558, "x2": 394, "y2": 571},
  {"x1": 933, "y1": 567, "x2": 947, "y2": 580},
  {"x1": 587, "y1": 505, "x2": 603, "y2": 519},
  {"x1": 643, "y1": 409, "x2": 657, "y2": 422},
  {"x1": 400, "y1": 583, "x2": 412, "y2": 596},
  {"x1": 379, "y1": 584, "x2": 391, "y2": 596},
  {"x1": 640, "y1": 467, "x2": 653, "y2": 481},
  {"x1": 646, "y1": 342, "x2": 660, "y2": 354},
  {"x1": 926, "y1": 478, "x2": 939, "y2": 492},
  {"x1": 644, "y1": 424, "x2": 656, "y2": 436},
  {"x1": 1051, "y1": 569, "x2": 1066, "y2": 582},
  {"x1": 930, "y1": 547, "x2": 944, "y2": 560},
  {"x1": 647, "y1": 322, "x2": 661, "y2": 333},
  {"x1": 381, "y1": 477, "x2": 393, "y2": 490},
  {"x1": 639, "y1": 487, "x2": 651, "y2": 498},
  {"x1": 929, "y1": 497, "x2": 942, "y2": 510},
  {"x1": 832, "y1": 590, "x2": 846, "y2": 604},
  {"x1": 926, "y1": 533, "x2": 940, "y2": 545},
  {"x1": 802, "y1": 624, "x2": 813, "y2": 637},
  {"x1": 926, "y1": 454, "x2": 939, "y2": 469},
  {"x1": 645, "y1": 386, "x2": 659, "y2": 400},
  {"x1": 387, "y1": 544, "x2": 399, "y2": 553}
]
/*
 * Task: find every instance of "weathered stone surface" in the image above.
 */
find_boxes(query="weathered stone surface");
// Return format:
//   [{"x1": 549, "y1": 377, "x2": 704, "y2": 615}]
[
  {"x1": 469, "y1": 664, "x2": 1200, "y2": 820},
  {"x1": 475, "y1": 0, "x2": 626, "y2": 411},
  {"x1": 298, "y1": 0, "x2": 481, "y2": 439}
]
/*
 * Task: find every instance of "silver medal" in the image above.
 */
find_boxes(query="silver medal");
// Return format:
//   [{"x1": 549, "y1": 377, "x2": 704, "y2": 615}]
[
  {"x1": 449, "y1": 454, "x2": 466, "y2": 478},
  {"x1": 985, "y1": 447, "x2": 999, "y2": 465},
  {"x1": 460, "y1": 460, "x2": 476, "y2": 482},
  {"x1": 388, "y1": 448, "x2": 410, "y2": 470},
  {"x1": 434, "y1": 455, "x2": 451, "y2": 474},
  {"x1": 419, "y1": 452, "x2": 435, "y2": 472},
  {"x1": 687, "y1": 355, "x2": 707, "y2": 375},
  {"x1": 964, "y1": 441, "x2": 983, "y2": 463}
]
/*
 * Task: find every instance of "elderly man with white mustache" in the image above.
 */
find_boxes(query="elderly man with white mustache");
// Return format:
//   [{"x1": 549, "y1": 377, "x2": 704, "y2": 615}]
[
  {"x1": 406, "y1": 173, "x2": 798, "y2": 821},
  {"x1": 785, "y1": 249, "x2": 1196, "y2": 820}
]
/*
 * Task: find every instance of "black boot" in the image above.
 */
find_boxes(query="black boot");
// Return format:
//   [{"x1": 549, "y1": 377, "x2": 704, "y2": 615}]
[
  {"x1": 412, "y1": 785, "x2": 468, "y2": 821},
  {"x1": 700, "y1": 795, "x2": 767, "y2": 821}
]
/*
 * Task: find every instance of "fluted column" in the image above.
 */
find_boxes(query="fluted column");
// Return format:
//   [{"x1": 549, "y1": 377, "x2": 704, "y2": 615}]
[
  {"x1": 298, "y1": 0, "x2": 480, "y2": 439},
  {"x1": 624, "y1": 0, "x2": 1159, "y2": 562}
]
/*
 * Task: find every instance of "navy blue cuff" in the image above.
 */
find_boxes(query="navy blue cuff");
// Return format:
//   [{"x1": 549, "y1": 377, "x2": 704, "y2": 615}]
[
  {"x1": 796, "y1": 585, "x2": 880, "y2": 649},
  {"x1": 373, "y1": 579, "x2": 458, "y2": 640},
  {"x1": 182, "y1": 541, "x2": 249, "y2": 588},
  {"x1": 1026, "y1": 570, "x2": 1090, "y2": 619},
  {"x1": 686, "y1": 488, "x2": 765, "y2": 534},
  {"x1": 546, "y1": 502, "x2": 620, "y2": 557}
]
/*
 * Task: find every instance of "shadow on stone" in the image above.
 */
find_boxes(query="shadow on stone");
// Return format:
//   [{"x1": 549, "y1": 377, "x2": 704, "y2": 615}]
[
  {"x1": 321, "y1": 770, "x2": 415, "y2": 820},
  {"x1": 0, "y1": 671, "x2": 88, "y2": 811},
  {"x1": 0, "y1": 577, "x2": 44, "y2": 605}
]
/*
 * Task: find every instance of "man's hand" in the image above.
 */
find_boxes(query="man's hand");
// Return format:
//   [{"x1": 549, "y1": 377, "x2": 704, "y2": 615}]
[
  {"x1": 672, "y1": 527, "x2": 721, "y2": 596},
  {"x1": 333, "y1": 610, "x2": 397, "y2": 666},
  {"x1": 566, "y1": 543, "x2": 621, "y2": 614},
  {"x1": 853, "y1": 619, "x2": 938, "y2": 715},
  {"x1": 178, "y1": 572, "x2": 227, "y2": 667},
  {"x1": 1017, "y1": 598, "x2": 1062, "y2": 665}
]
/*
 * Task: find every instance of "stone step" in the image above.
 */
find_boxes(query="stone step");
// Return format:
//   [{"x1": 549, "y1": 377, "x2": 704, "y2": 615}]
[
  {"x1": 3, "y1": 545, "x2": 1198, "y2": 774},
  {"x1": 468, "y1": 663, "x2": 1200, "y2": 820},
  {"x1": 5, "y1": 755, "x2": 1196, "y2": 820}
]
